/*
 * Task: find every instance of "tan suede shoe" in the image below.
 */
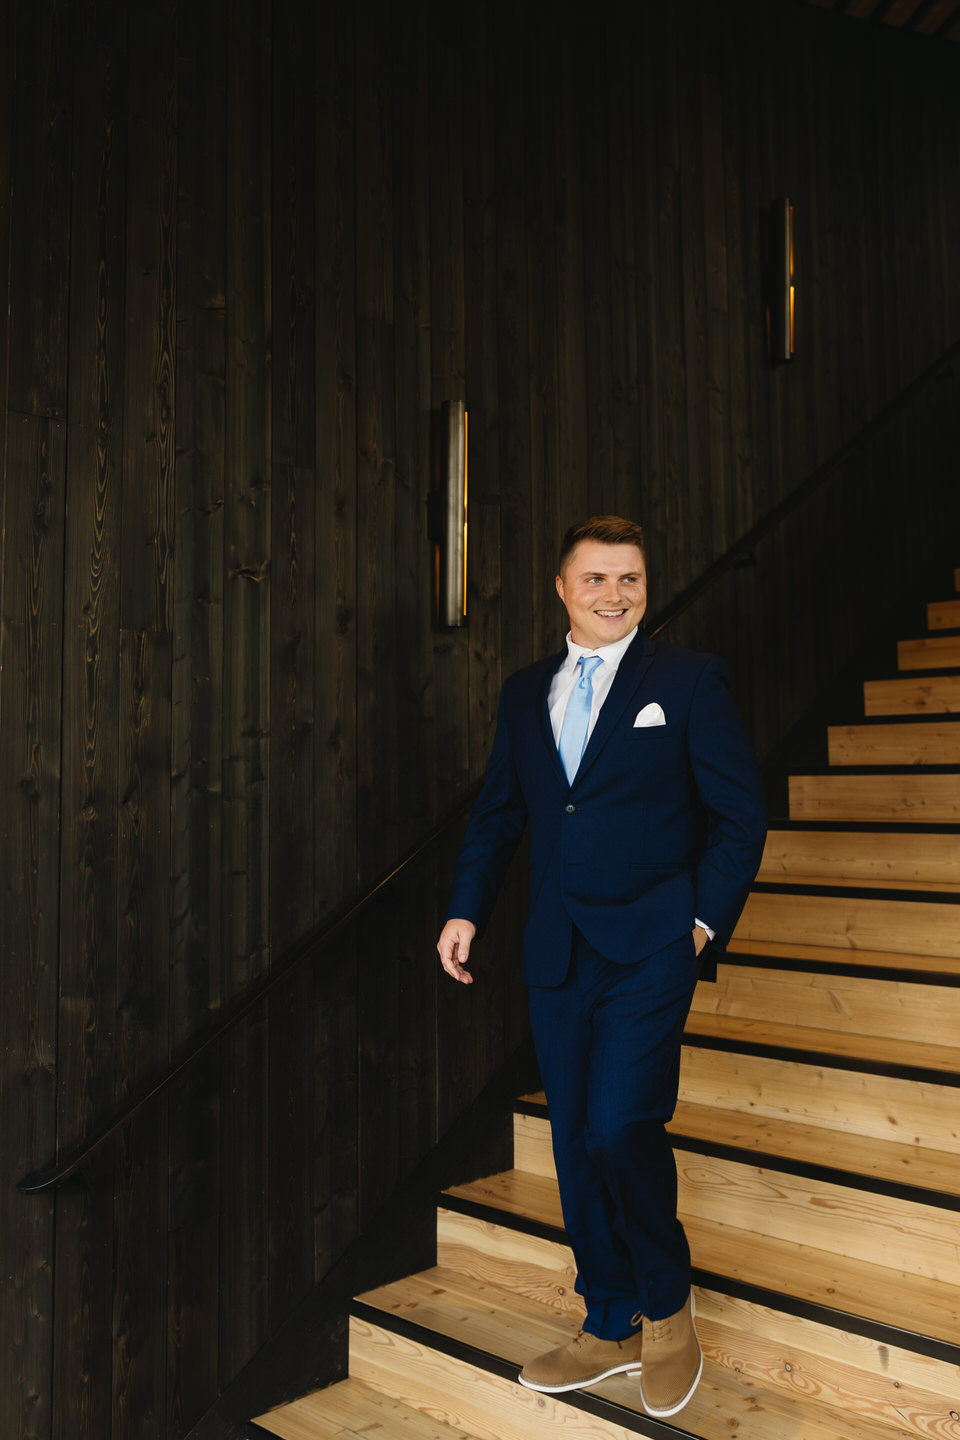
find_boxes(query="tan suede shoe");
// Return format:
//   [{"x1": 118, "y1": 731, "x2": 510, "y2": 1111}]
[
  {"x1": 518, "y1": 1327, "x2": 643, "y2": 1393},
  {"x1": 638, "y1": 1292, "x2": 702, "y2": 1416}
]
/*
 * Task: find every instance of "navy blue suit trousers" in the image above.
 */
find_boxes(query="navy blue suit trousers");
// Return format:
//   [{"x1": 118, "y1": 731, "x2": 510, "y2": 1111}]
[{"x1": 528, "y1": 928, "x2": 701, "y2": 1335}]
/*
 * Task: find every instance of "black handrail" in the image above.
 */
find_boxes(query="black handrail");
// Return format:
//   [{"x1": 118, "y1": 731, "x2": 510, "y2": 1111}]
[
  {"x1": 650, "y1": 338, "x2": 960, "y2": 637},
  {"x1": 19, "y1": 800, "x2": 479, "y2": 1194},
  {"x1": 19, "y1": 336, "x2": 959, "y2": 1195}
]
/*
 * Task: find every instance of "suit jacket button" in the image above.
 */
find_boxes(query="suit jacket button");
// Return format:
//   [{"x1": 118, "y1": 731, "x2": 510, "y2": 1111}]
[{"x1": 565, "y1": 803, "x2": 577, "y2": 813}]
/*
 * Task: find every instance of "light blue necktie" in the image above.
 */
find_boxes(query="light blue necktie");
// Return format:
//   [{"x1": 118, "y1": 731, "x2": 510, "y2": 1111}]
[{"x1": 559, "y1": 655, "x2": 603, "y2": 783}]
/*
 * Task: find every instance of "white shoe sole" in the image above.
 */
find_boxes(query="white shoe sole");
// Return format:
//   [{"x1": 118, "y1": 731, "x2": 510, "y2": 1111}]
[
  {"x1": 518, "y1": 1359, "x2": 643, "y2": 1394},
  {"x1": 639, "y1": 1345, "x2": 703, "y2": 1417}
]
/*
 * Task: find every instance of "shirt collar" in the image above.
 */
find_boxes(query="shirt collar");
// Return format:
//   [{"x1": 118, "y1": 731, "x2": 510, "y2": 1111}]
[{"x1": 562, "y1": 625, "x2": 639, "y2": 675}]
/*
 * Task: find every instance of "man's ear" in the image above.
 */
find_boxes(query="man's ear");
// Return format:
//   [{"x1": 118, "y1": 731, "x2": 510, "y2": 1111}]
[{"x1": 555, "y1": 573, "x2": 565, "y2": 603}]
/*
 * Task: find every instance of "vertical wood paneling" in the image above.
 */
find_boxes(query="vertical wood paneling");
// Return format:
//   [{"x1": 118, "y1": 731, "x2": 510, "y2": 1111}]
[
  {"x1": 631, "y1": 4, "x2": 665, "y2": 559},
  {"x1": 491, "y1": 1, "x2": 532, "y2": 686},
  {"x1": 393, "y1": 0, "x2": 434, "y2": 839},
  {"x1": 6, "y1": 0, "x2": 71, "y2": 418},
  {"x1": 462, "y1": 10, "x2": 503, "y2": 776},
  {"x1": 268, "y1": 0, "x2": 319, "y2": 1334},
  {"x1": 168, "y1": 0, "x2": 226, "y2": 1428},
  {"x1": 700, "y1": 3, "x2": 731, "y2": 556},
  {"x1": 313, "y1": 0, "x2": 359, "y2": 1283},
  {"x1": 719, "y1": 11, "x2": 752, "y2": 546},
  {"x1": 0, "y1": 0, "x2": 14, "y2": 479},
  {"x1": 604, "y1": 8, "x2": 641, "y2": 522},
  {"x1": 114, "y1": 629, "x2": 172, "y2": 1439},
  {"x1": 581, "y1": 23, "x2": 612, "y2": 509},
  {"x1": 52, "y1": 23, "x2": 126, "y2": 1435},
  {"x1": 355, "y1": 0, "x2": 397, "y2": 888},
  {"x1": 393, "y1": 1, "x2": 439, "y2": 1171},
  {"x1": 678, "y1": 0, "x2": 710, "y2": 585},
  {"x1": 523, "y1": 15, "x2": 562, "y2": 656},
  {"x1": 651, "y1": 5, "x2": 687, "y2": 599},
  {"x1": 119, "y1": 0, "x2": 177, "y2": 633},
  {"x1": 2, "y1": 4, "x2": 960, "y2": 1437},
  {"x1": 355, "y1": 0, "x2": 400, "y2": 1228},
  {"x1": 553, "y1": 19, "x2": 589, "y2": 534},
  {"x1": 0, "y1": 416, "x2": 66, "y2": 1440},
  {"x1": 220, "y1": 0, "x2": 272, "y2": 1382}
]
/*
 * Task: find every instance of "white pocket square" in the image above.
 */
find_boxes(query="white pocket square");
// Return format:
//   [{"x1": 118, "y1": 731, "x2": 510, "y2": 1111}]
[{"x1": 634, "y1": 702, "x2": 666, "y2": 728}]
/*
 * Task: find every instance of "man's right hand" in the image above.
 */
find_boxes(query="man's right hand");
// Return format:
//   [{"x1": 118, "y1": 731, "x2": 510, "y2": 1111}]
[{"x1": 437, "y1": 919, "x2": 477, "y2": 985}]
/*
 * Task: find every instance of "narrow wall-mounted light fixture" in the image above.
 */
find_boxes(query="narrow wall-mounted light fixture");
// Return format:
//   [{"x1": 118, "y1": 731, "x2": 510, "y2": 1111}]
[
  {"x1": 769, "y1": 198, "x2": 795, "y2": 363},
  {"x1": 429, "y1": 399, "x2": 468, "y2": 628}
]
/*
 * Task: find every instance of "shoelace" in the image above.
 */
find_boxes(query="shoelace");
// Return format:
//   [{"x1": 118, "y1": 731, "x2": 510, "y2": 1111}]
[{"x1": 650, "y1": 1317, "x2": 673, "y2": 1344}]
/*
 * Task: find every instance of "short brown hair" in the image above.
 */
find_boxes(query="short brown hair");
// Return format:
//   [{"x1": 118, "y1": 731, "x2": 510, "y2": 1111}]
[{"x1": 558, "y1": 515, "x2": 646, "y2": 574}]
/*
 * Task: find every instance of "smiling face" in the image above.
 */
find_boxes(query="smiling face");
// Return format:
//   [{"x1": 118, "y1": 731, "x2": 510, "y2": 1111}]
[{"x1": 555, "y1": 539, "x2": 647, "y2": 650}]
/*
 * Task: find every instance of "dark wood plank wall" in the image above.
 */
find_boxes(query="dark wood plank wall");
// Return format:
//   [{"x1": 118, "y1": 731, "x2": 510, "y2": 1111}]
[{"x1": 1, "y1": 1, "x2": 959, "y2": 1437}]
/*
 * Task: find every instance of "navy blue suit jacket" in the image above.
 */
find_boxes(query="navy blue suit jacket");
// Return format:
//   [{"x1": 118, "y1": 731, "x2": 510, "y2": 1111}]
[{"x1": 446, "y1": 630, "x2": 767, "y2": 986}]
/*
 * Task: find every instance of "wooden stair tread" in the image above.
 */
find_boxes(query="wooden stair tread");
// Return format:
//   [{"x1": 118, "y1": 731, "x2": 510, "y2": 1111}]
[
  {"x1": 928, "y1": 598, "x2": 960, "y2": 629},
  {"x1": 442, "y1": 1173, "x2": 960, "y2": 1345},
  {"x1": 515, "y1": 1097, "x2": 960, "y2": 1199},
  {"x1": 676, "y1": 1047, "x2": 960, "y2": 1158},
  {"x1": 353, "y1": 1269, "x2": 930, "y2": 1440},
  {"x1": 759, "y1": 827, "x2": 960, "y2": 887},
  {"x1": 686, "y1": 1212, "x2": 960, "y2": 1345},
  {"x1": 864, "y1": 674, "x2": 960, "y2": 715},
  {"x1": 358, "y1": 1264, "x2": 574, "y2": 1359},
  {"x1": 734, "y1": 889, "x2": 960, "y2": 959},
  {"x1": 255, "y1": 1377, "x2": 487, "y2": 1440},
  {"x1": 690, "y1": 959, "x2": 960, "y2": 1055},
  {"x1": 530, "y1": 1046, "x2": 960, "y2": 1160},
  {"x1": 684, "y1": 1011, "x2": 960, "y2": 1075},
  {"x1": 693, "y1": 964, "x2": 960, "y2": 1051},
  {"x1": 898, "y1": 636, "x2": 960, "y2": 670},
  {"x1": 445, "y1": 1167, "x2": 562, "y2": 1226},
  {"x1": 789, "y1": 773, "x2": 960, "y2": 822},
  {"x1": 827, "y1": 721, "x2": 960, "y2": 765}
]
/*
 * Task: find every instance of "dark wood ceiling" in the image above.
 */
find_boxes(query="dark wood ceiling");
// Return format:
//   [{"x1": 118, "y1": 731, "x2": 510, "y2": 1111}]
[{"x1": 804, "y1": 0, "x2": 960, "y2": 41}]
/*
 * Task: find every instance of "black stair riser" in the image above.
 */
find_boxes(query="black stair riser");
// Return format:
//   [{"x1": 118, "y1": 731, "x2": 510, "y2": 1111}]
[
  {"x1": 750, "y1": 879, "x2": 960, "y2": 904},
  {"x1": 683, "y1": 1032, "x2": 960, "y2": 1089},
  {"x1": 790, "y1": 764, "x2": 960, "y2": 775},
  {"x1": 825, "y1": 712, "x2": 960, "y2": 726},
  {"x1": 766, "y1": 819, "x2": 960, "y2": 833},
  {"x1": 720, "y1": 951, "x2": 960, "y2": 986}
]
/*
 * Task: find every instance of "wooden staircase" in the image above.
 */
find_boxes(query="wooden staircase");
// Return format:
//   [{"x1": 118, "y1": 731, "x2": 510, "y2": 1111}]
[{"x1": 255, "y1": 574, "x2": 960, "y2": 1440}]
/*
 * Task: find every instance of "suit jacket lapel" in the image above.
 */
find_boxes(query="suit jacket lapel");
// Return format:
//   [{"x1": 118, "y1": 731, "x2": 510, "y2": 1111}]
[
  {"x1": 573, "y1": 631, "x2": 657, "y2": 787},
  {"x1": 538, "y1": 647, "x2": 573, "y2": 791}
]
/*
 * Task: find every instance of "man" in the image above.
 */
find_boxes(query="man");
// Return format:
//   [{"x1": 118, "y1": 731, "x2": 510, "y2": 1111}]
[{"x1": 437, "y1": 516, "x2": 767, "y2": 1418}]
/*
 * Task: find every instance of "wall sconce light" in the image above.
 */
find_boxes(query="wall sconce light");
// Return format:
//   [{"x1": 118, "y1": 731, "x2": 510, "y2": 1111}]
[
  {"x1": 429, "y1": 399, "x2": 468, "y2": 628},
  {"x1": 769, "y1": 198, "x2": 795, "y2": 363}
]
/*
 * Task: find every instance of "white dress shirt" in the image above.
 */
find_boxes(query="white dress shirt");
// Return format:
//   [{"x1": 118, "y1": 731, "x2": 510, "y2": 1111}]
[
  {"x1": 547, "y1": 626, "x2": 715, "y2": 942},
  {"x1": 548, "y1": 627, "x2": 639, "y2": 747}
]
